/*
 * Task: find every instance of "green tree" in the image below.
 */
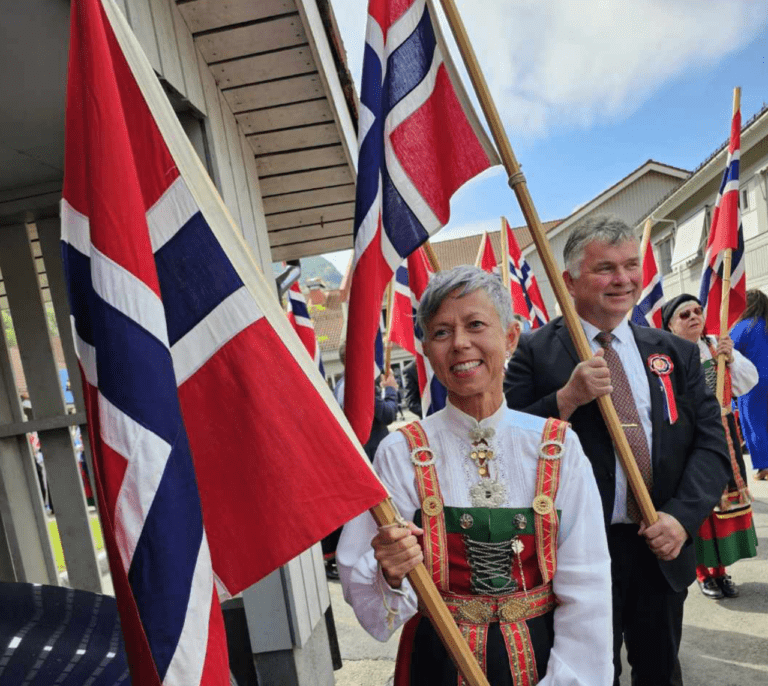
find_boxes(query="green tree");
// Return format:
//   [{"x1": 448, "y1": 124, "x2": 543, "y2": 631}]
[{"x1": 2, "y1": 310, "x2": 16, "y2": 347}]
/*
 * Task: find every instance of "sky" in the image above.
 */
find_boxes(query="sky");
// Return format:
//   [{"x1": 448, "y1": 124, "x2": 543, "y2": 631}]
[{"x1": 322, "y1": 0, "x2": 768, "y2": 274}]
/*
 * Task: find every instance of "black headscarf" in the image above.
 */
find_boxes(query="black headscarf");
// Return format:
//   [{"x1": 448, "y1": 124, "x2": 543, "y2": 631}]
[{"x1": 661, "y1": 293, "x2": 700, "y2": 332}]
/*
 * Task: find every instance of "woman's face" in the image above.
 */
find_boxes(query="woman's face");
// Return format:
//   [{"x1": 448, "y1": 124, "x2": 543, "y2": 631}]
[
  {"x1": 669, "y1": 302, "x2": 704, "y2": 343},
  {"x1": 422, "y1": 288, "x2": 517, "y2": 419}
]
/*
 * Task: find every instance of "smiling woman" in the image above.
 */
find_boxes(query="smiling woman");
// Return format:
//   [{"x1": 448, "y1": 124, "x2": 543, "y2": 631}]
[
  {"x1": 336, "y1": 265, "x2": 613, "y2": 685},
  {"x1": 418, "y1": 267, "x2": 518, "y2": 420}
]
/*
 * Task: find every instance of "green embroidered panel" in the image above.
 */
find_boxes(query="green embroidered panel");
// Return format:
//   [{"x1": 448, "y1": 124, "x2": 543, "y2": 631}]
[{"x1": 414, "y1": 506, "x2": 561, "y2": 542}]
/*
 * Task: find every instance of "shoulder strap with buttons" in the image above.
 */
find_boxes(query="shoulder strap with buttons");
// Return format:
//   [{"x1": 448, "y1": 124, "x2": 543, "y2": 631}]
[
  {"x1": 398, "y1": 421, "x2": 449, "y2": 591},
  {"x1": 533, "y1": 417, "x2": 568, "y2": 584}
]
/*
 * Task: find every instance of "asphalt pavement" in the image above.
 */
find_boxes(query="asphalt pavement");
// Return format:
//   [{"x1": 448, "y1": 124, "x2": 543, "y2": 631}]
[{"x1": 330, "y1": 451, "x2": 768, "y2": 685}]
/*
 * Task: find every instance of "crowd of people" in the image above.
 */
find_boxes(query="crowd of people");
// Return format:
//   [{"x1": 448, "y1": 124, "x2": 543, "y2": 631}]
[{"x1": 332, "y1": 215, "x2": 765, "y2": 685}]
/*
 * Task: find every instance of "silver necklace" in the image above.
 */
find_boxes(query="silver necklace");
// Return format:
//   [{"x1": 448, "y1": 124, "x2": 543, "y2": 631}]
[{"x1": 465, "y1": 427, "x2": 508, "y2": 507}]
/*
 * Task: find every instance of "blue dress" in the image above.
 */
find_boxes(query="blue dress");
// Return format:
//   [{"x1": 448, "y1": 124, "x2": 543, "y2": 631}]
[{"x1": 730, "y1": 317, "x2": 768, "y2": 470}]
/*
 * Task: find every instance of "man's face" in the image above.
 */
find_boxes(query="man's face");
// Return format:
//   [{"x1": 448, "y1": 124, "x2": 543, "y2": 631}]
[{"x1": 564, "y1": 239, "x2": 641, "y2": 330}]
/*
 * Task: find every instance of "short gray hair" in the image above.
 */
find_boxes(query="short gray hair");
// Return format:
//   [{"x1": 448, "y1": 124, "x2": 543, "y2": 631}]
[
  {"x1": 563, "y1": 216, "x2": 638, "y2": 278},
  {"x1": 416, "y1": 265, "x2": 514, "y2": 334}
]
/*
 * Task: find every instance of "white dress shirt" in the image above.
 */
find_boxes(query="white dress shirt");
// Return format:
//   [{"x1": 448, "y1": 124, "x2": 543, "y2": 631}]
[
  {"x1": 581, "y1": 317, "x2": 652, "y2": 524},
  {"x1": 337, "y1": 400, "x2": 613, "y2": 686}
]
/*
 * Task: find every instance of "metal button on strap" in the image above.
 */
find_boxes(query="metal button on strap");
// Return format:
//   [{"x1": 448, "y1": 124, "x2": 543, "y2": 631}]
[
  {"x1": 422, "y1": 495, "x2": 443, "y2": 516},
  {"x1": 532, "y1": 494, "x2": 553, "y2": 516}
]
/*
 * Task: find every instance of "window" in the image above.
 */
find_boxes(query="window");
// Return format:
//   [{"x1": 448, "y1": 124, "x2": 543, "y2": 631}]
[
  {"x1": 656, "y1": 235, "x2": 674, "y2": 276},
  {"x1": 741, "y1": 189, "x2": 750, "y2": 211}
]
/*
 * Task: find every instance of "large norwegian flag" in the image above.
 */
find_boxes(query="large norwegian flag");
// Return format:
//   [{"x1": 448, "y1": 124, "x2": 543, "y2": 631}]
[
  {"x1": 287, "y1": 281, "x2": 325, "y2": 376},
  {"x1": 344, "y1": 0, "x2": 499, "y2": 441},
  {"x1": 631, "y1": 239, "x2": 665, "y2": 328},
  {"x1": 503, "y1": 218, "x2": 549, "y2": 328},
  {"x1": 389, "y1": 248, "x2": 447, "y2": 417},
  {"x1": 699, "y1": 106, "x2": 747, "y2": 333},
  {"x1": 475, "y1": 231, "x2": 498, "y2": 273},
  {"x1": 62, "y1": 2, "x2": 387, "y2": 685}
]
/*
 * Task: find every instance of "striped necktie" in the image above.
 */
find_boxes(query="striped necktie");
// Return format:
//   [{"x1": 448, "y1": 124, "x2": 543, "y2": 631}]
[{"x1": 595, "y1": 331, "x2": 652, "y2": 523}]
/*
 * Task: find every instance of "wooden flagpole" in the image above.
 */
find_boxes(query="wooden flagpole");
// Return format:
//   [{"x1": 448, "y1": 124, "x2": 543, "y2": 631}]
[
  {"x1": 383, "y1": 278, "x2": 395, "y2": 374},
  {"x1": 639, "y1": 218, "x2": 653, "y2": 263},
  {"x1": 500, "y1": 218, "x2": 511, "y2": 289},
  {"x1": 474, "y1": 231, "x2": 488, "y2": 267},
  {"x1": 423, "y1": 240, "x2": 442, "y2": 272},
  {"x1": 437, "y1": 0, "x2": 658, "y2": 525},
  {"x1": 715, "y1": 87, "x2": 741, "y2": 405}
]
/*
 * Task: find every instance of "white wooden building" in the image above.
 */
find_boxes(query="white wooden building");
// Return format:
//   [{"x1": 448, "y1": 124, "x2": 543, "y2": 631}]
[
  {"x1": 0, "y1": 1, "x2": 361, "y2": 684},
  {"x1": 639, "y1": 105, "x2": 768, "y2": 300}
]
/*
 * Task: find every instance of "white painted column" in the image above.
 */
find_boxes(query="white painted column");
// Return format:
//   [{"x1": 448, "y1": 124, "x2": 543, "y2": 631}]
[{"x1": 0, "y1": 223, "x2": 102, "y2": 593}]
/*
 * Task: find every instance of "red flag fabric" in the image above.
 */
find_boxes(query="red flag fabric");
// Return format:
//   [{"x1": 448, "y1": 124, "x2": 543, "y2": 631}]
[
  {"x1": 63, "y1": 1, "x2": 387, "y2": 684},
  {"x1": 503, "y1": 218, "x2": 549, "y2": 328},
  {"x1": 631, "y1": 239, "x2": 665, "y2": 328},
  {"x1": 476, "y1": 231, "x2": 498, "y2": 273},
  {"x1": 287, "y1": 281, "x2": 325, "y2": 376},
  {"x1": 699, "y1": 107, "x2": 746, "y2": 333},
  {"x1": 387, "y1": 248, "x2": 448, "y2": 417},
  {"x1": 389, "y1": 263, "x2": 417, "y2": 357},
  {"x1": 344, "y1": 0, "x2": 499, "y2": 443}
]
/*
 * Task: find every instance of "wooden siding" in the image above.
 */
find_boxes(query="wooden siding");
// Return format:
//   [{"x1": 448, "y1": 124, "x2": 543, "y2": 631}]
[{"x1": 177, "y1": 0, "x2": 358, "y2": 262}]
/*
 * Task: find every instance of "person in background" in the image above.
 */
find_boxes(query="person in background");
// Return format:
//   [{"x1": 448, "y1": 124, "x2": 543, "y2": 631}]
[
  {"x1": 662, "y1": 294, "x2": 758, "y2": 599},
  {"x1": 730, "y1": 288, "x2": 768, "y2": 481},
  {"x1": 338, "y1": 266, "x2": 613, "y2": 685},
  {"x1": 402, "y1": 360, "x2": 422, "y2": 418},
  {"x1": 505, "y1": 216, "x2": 730, "y2": 686}
]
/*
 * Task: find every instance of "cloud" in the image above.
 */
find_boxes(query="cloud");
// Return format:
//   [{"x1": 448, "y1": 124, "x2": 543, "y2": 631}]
[{"x1": 329, "y1": 0, "x2": 766, "y2": 137}]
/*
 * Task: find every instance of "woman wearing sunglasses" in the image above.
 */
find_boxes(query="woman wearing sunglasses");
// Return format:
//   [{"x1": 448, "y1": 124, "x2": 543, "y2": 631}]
[{"x1": 661, "y1": 294, "x2": 758, "y2": 600}]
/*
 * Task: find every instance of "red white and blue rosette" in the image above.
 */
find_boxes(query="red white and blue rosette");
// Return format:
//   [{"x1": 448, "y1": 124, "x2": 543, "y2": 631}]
[{"x1": 647, "y1": 353, "x2": 677, "y2": 424}]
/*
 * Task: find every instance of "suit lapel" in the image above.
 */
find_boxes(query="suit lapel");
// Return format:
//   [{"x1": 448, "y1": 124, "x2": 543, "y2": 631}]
[
  {"x1": 555, "y1": 319, "x2": 581, "y2": 366},
  {"x1": 631, "y1": 323, "x2": 666, "y2": 471}
]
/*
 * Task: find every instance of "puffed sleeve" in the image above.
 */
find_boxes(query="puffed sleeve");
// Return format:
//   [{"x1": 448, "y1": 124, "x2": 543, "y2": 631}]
[
  {"x1": 539, "y1": 432, "x2": 614, "y2": 685},
  {"x1": 336, "y1": 432, "x2": 421, "y2": 641},
  {"x1": 730, "y1": 348, "x2": 758, "y2": 397}
]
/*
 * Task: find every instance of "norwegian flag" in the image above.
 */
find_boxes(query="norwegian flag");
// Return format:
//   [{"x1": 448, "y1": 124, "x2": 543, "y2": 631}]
[
  {"x1": 287, "y1": 282, "x2": 325, "y2": 376},
  {"x1": 389, "y1": 249, "x2": 447, "y2": 416},
  {"x1": 503, "y1": 218, "x2": 549, "y2": 328},
  {"x1": 475, "y1": 231, "x2": 498, "y2": 273},
  {"x1": 631, "y1": 240, "x2": 665, "y2": 327},
  {"x1": 62, "y1": 2, "x2": 386, "y2": 685},
  {"x1": 344, "y1": 0, "x2": 499, "y2": 442},
  {"x1": 699, "y1": 106, "x2": 747, "y2": 333}
]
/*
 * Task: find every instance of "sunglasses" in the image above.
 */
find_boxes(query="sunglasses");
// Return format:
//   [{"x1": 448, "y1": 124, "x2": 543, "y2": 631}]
[{"x1": 677, "y1": 306, "x2": 703, "y2": 320}]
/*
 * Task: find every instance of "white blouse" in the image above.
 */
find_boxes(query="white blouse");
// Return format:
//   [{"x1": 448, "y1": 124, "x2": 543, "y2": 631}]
[
  {"x1": 698, "y1": 335, "x2": 758, "y2": 397},
  {"x1": 337, "y1": 400, "x2": 613, "y2": 686}
]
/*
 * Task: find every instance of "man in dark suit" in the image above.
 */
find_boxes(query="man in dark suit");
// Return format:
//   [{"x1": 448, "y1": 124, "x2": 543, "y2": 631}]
[{"x1": 505, "y1": 216, "x2": 730, "y2": 686}]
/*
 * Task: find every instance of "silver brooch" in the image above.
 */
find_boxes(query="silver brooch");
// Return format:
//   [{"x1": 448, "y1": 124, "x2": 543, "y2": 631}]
[
  {"x1": 469, "y1": 426, "x2": 495, "y2": 442},
  {"x1": 513, "y1": 513, "x2": 527, "y2": 530},
  {"x1": 469, "y1": 479, "x2": 507, "y2": 508},
  {"x1": 460, "y1": 513, "x2": 474, "y2": 529}
]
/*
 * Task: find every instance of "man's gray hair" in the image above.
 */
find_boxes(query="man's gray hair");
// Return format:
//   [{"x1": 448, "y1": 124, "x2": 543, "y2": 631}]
[
  {"x1": 563, "y1": 215, "x2": 638, "y2": 278},
  {"x1": 416, "y1": 265, "x2": 514, "y2": 334}
]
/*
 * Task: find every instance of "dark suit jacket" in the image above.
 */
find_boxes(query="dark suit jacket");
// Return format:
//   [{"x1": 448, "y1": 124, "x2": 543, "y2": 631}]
[
  {"x1": 504, "y1": 317, "x2": 730, "y2": 592},
  {"x1": 403, "y1": 361, "x2": 422, "y2": 418},
  {"x1": 364, "y1": 383, "x2": 399, "y2": 461}
]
